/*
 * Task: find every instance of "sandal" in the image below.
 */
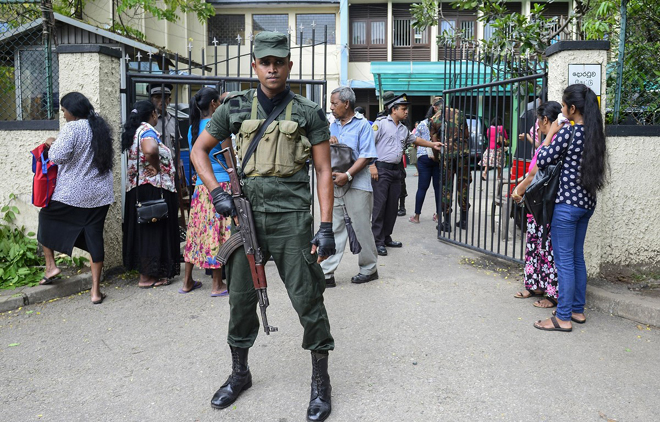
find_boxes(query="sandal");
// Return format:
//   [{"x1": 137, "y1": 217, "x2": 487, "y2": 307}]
[
  {"x1": 533, "y1": 316, "x2": 572, "y2": 332},
  {"x1": 514, "y1": 289, "x2": 543, "y2": 299},
  {"x1": 533, "y1": 297, "x2": 557, "y2": 308},
  {"x1": 552, "y1": 310, "x2": 586, "y2": 324},
  {"x1": 408, "y1": 216, "x2": 420, "y2": 224}
]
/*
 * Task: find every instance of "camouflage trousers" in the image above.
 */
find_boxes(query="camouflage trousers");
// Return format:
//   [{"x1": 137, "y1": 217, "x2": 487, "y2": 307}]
[{"x1": 441, "y1": 154, "x2": 472, "y2": 214}]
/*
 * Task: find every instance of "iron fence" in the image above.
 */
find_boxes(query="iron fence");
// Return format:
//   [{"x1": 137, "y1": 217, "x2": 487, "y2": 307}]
[
  {"x1": 122, "y1": 29, "x2": 330, "y2": 229},
  {"x1": 435, "y1": 46, "x2": 547, "y2": 264}
]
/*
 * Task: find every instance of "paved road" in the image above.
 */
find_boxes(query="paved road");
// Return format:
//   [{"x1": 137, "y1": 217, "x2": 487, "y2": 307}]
[{"x1": 1, "y1": 189, "x2": 658, "y2": 422}]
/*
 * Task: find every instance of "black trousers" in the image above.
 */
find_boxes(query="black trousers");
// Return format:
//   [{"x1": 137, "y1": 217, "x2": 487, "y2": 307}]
[
  {"x1": 371, "y1": 165, "x2": 402, "y2": 247},
  {"x1": 398, "y1": 160, "x2": 407, "y2": 204}
]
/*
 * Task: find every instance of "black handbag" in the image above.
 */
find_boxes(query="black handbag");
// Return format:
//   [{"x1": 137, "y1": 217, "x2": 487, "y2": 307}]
[
  {"x1": 330, "y1": 143, "x2": 355, "y2": 174},
  {"x1": 524, "y1": 126, "x2": 575, "y2": 228},
  {"x1": 134, "y1": 126, "x2": 169, "y2": 224}
]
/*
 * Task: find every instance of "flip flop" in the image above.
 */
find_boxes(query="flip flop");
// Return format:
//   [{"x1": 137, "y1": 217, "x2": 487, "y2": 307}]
[
  {"x1": 211, "y1": 290, "x2": 229, "y2": 297},
  {"x1": 408, "y1": 216, "x2": 420, "y2": 224},
  {"x1": 139, "y1": 281, "x2": 157, "y2": 289},
  {"x1": 432, "y1": 213, "x2": 438, "y2": 222},
  {"x1": 514, "y1": 289, "x2": 543, "y2": 299},
  {"x1": 39, "y1": 274, "x2": 61, "y2": 285},
  {"x1": 534, "y1": 316, "x2": 572, "y2": 332},
  {"x1": 178, "y1": 281, "x2": 203, "y2": 294},
  {"x1": 92, "y1": 293, "x2": 107, "y2": 305},
  {"x1": 553, "y1": 310, "x2": 586, "y2": 324},
  {"x1": 533, "y1": 297, "x2": 557, "y2": 308}
]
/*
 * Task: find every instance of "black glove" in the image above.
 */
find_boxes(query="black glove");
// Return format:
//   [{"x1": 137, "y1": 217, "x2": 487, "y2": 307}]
[
  {"x1": 211, "y1": 187, "x2": 236, "y2": 217},
  {"x1": 310, "y1": 222, "x2": 336, "y2": 257}
]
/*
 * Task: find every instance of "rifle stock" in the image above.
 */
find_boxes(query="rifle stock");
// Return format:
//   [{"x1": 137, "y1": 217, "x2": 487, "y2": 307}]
[{"x1": 213, "y1": 148, "x2": 277, "y2": 335}]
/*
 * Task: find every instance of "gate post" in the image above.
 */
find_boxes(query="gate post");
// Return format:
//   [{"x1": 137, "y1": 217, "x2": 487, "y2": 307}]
[
  {"x1": 544, "y1": 41, "x2": 610, "y2": 116},
  {"x1": 57, "y1": 45, "x2": 123, "y2": 268},
  {"x1": 544, "y1": 41, "x2": 610, "y2": 277}
]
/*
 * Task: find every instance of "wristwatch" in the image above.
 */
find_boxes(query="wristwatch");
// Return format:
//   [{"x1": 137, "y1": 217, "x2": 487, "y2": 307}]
[{"x1": 345, "y1": 171, "x2": 353, "y2": 182}]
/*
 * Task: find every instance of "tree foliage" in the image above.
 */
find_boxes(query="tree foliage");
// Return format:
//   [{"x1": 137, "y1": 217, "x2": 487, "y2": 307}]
[
  {"x1": 411, "y1": 0, "x2": 660, "y2": 124},
  {"x1": 1, "y1": 0, "x2": 214, "y2": 41}
]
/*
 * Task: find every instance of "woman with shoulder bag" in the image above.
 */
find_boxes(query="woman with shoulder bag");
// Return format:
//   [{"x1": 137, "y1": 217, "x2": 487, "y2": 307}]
[
  {"x1": 511, "y1": 101, "x2": 562, "y2": 308},
  {"x1": 532, "y1": 84, "x2": 607, "y2": 332},
  {"x1": 37, "y1": 92, "x2": 114, "y2": 304},
  {"x1": 122, "y1": 101, "x2": 180, "y2": 288}
]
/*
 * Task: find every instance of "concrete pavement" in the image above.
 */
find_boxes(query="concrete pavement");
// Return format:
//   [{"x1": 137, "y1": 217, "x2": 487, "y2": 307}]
[{"x1": 1, "y1": 185, "x2": 659, "y2": 421}]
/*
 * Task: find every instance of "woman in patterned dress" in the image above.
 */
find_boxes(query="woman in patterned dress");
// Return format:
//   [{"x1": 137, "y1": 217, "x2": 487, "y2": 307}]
[
  {"x1": 122, "y1": 101, "x2": 180, "y2": 288},
  {"x1": 37, "y1": 92, "x2": 114, "y2": 304},
  {"x1": 511, "y1": 101, "x2": 562, "y2": 308},
  {"x1": 180, "y1": 87, "x2": 233, "y2": 296},
  {"x1": 533, "y1": 84, "x2": 607, "y2": 332}
]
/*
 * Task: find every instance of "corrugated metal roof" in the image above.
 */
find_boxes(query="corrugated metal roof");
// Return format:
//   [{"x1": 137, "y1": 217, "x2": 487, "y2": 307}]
[{"x1": 371, "y1": 61, "x2": 503, "y2": 96}]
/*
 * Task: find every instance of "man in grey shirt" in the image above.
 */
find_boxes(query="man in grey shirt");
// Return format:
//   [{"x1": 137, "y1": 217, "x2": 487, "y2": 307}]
[{"x1": 370, "y1": 93, "x2": 443, "y2": 256}]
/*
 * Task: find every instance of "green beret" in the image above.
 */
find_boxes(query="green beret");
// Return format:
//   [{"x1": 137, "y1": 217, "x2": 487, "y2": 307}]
[{"x1": 253, "y1": 31, "x2": 290, "y2": 59}]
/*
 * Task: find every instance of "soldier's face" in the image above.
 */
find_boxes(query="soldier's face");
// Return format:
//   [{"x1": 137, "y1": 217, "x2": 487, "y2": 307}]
[{"x1": 253, "y1": 55, "x2": 293, "y2": 93}]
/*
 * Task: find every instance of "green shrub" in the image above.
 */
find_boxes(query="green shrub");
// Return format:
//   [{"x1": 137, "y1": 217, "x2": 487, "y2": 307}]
[{"x1": 0, "y1": 194, "x2": 45, "y2": 289}]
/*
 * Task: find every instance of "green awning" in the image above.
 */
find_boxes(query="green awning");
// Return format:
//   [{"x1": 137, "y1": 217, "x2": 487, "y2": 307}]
[{"x1": 371, "y1": 61, "x2": 504, "y2": 96}]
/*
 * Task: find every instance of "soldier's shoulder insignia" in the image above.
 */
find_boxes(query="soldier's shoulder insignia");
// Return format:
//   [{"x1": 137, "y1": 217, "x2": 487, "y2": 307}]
[
  {"x1": 222, "y1": 89, "x2": 250, "y2": 104},
  {"x1": 372, "y1": 124, "x2": 379, "y2": 131}
]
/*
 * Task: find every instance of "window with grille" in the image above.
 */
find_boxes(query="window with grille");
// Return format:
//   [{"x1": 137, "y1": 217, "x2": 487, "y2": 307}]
[
  {"x1": 392, "y1": 4, "x2": 430, "y2": 60},
  {"x1": 349, "y1": 4, "x2": 387, "y2": 62},
  {"x1": 253, "y1": 14, "x2": 289, "y2": 35},
  {"x1": 207, "y1": 14, "x2": 245, "y2": 45},
  {"x1": 438, "y1": 6, "x2": 477, "y2": 59},
  {"x1": 296, "y1": 14, "x2": 336, "y2": 44}
]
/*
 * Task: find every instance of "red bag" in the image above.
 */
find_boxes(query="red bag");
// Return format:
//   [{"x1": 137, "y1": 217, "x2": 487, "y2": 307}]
[{"x1": 31, "y1": 143, "x2": 58, "y2": 207}]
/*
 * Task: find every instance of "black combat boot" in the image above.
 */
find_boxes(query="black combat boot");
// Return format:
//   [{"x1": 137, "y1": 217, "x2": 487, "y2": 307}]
[
  {"x1": 307, "y1": 351, "x2": 332, "y2": 422},
  {"x1": 440, "y1": 212, "x2": 452, "y2": 233},
  {"x1": 456, "y1": 210, "x2": 468, "y2": 230},
  {"x1": 210, "y1": 346, "x2": 252, "y2": 409},
  {"x1": 397, "y1": 198, "x2": 406, "y2": 216}
]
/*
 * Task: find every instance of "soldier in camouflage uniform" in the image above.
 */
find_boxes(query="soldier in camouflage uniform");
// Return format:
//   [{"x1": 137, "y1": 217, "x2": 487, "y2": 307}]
[
  {"x1": 191, "y1": 32, "x2": 336, "y2": 422},
  {"x1": 429, "y1": 98, "x2": 471, "y2": 231}
]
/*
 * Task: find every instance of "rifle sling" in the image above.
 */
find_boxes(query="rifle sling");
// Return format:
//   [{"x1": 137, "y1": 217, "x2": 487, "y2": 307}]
[{"x1": 240, "y1": 90, "x2": 295, "y2": 177}]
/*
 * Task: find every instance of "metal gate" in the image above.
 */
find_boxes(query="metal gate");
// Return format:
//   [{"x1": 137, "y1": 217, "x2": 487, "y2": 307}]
[
  {"x1": 121, "y1": 30, "x2": 330, "y2": 229},
  {"x1": 436, "y1": 47, "x2": 548, "y2": 263}
]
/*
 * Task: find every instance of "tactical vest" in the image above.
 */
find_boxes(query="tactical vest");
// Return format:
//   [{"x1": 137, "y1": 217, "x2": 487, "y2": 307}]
[{"x1": 235, "y1": 95, "x2": 312, "y2": 177}]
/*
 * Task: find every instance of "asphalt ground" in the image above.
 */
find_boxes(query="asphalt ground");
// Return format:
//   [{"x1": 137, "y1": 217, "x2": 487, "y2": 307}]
[{"x1": 1, "y1": 175, "x2": 659, "y2": 422}]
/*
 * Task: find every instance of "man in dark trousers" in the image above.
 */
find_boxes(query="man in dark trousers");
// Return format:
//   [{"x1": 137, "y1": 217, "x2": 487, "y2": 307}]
[
  {"x1": 370, "y1": 93, "x2": 443, "y2": 256},
  {"x1": 191, "y1": 32, "x2": 336, "y2": 422}
]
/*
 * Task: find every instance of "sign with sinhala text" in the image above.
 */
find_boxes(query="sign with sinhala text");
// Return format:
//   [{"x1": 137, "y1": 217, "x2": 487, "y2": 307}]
[{"x1": 568, "y1": 64, "x2": 601, "y2": 96}]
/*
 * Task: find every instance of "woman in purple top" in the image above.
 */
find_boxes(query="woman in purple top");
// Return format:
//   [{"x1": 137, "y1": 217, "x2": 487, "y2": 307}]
[
  {"x1": 533, "y1": 84, "x2": 607, "y2": 332},
  {"x1": 38, "y1": 92, "x2": 114, "y2": 304},
  {"x1": 511, "y1": 101, "x2": 561, "y2": 308}
]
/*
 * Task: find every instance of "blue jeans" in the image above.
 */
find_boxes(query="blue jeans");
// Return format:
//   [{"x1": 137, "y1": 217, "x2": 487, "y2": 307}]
[
  {"x1": 414, "y1": 155, "x2": 440, "y2": 215},
  {"x1": 551, "y1": 203, "x2": 595, "y2": 321}
]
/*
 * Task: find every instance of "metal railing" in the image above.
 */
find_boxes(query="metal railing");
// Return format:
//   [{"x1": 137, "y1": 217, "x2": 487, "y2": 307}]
[{"x1": 435, "y1": 46, "x2": 547, "y2": 264}]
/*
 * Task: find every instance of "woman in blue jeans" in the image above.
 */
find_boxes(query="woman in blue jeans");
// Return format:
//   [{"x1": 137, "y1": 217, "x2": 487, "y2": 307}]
[
  {"x1": 408, "y1": 118, "x2": 440, "y2": 224},
  {"x1": 533, "y1": 84, "x2": 607, "y2": 332}
]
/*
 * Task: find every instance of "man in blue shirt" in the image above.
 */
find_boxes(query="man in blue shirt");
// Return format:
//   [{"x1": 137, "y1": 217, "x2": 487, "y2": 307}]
[{"x1": 321, "y1": 87, "x2": 379, "y2": 286}]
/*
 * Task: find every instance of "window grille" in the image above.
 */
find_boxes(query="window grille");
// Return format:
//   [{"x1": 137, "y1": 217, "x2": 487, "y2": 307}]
[
  {"x1": 253, "y1": 14, "x2": 289, "y2": 35},
  {"x1": 207, "y1": 14, "x2": 245, "y2": 45},
  {"x1": 296, "y1": 14, "x2": 336, "y2": 44}
]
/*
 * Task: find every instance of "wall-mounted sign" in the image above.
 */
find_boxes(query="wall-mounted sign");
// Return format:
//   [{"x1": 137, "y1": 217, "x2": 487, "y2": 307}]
[{"x1": 568, "y1": 64, "x2": 601, "y2": 95}]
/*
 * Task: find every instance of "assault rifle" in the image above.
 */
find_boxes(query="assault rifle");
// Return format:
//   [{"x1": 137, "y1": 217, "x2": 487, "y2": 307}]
[{"x1": 213, "y1": 147, "x2": 278, "y2": 335}]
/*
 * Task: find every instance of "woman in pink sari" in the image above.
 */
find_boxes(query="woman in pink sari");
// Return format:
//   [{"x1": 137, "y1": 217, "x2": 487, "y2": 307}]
[{"x1": 510, "y1": 101, "x2": 562, "y2": 308}]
